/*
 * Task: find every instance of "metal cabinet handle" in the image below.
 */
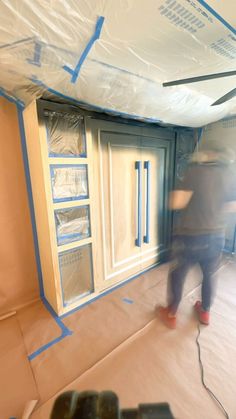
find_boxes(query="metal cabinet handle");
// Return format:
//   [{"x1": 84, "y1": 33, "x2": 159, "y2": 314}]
[
  {"x1": 135, "y1": 161, "x2": 142, "y2": 247},
  {"x1": 144, "y1": 160, "x2": 151, "y2": 244}
]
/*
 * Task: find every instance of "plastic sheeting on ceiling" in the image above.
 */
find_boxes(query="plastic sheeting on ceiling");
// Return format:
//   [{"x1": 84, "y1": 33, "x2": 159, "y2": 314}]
[{"x1": 0, "y1": 0, "x2": 236, "y2": 127}]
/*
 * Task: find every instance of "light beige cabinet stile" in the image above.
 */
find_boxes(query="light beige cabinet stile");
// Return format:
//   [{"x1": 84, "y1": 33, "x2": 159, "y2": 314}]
[{"x1": 23, "y1": 100, "x2": 174, "y2": 315}]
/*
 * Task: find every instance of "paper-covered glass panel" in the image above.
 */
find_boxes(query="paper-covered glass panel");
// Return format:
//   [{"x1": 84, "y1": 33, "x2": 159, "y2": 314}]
[
  {"x1": 59, "y1": 245, "x2": 93, "y2": 305},
  {"x1": 51, "y1": 165, "x2": 88, "y2": 202},
  {"x1": 55, "y1": 206, "x2": 90, "y2": 245},
  {"x1": 44, "y1": 110, "x2": 86, "y2": 157}
]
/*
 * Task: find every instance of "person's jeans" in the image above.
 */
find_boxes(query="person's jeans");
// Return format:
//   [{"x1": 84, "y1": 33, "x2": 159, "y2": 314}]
[{"x1": 168, "y1": 234, "x2": 224, "y2": 313}]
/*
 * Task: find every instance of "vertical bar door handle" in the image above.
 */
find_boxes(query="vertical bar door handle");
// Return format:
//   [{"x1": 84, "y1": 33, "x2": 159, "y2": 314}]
[
  {"x1": 144, "y1": 160, "x2": 151, "y2": 244},
  {"x1": 135, "y1": 161, "x2": 142, "y2": 247}
]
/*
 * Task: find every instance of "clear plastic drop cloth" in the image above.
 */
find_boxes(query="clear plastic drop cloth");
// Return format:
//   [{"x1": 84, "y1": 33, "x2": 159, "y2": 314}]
[
  {"x1": 0, "y1": 0, "x2": 236, "y2": 127},
  {"x1": 55, "y1": 206, "x2": 90, "y2": 245},
  {"x1": 51, "y1": 165, "x2": 88, "y2": 202},
  {"x1": 44, "y1": 110, "x2": 86, "y2": 157}
]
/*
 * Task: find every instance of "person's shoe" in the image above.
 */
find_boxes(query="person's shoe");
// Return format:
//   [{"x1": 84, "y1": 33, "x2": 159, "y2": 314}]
[
  {"x1": 194, "y1": 301, "x2": 210, "y2": 325},
  {"x1": 159, "y1": 306, "x2": 177, "y2": 329}
]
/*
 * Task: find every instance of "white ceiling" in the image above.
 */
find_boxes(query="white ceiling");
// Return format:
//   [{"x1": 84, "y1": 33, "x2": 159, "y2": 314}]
[{"x1": 0, "y1": 0, "x2": 235, "y2": 127}]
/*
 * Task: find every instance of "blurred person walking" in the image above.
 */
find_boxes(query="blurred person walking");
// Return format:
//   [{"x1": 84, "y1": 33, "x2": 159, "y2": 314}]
[{"x1": 160, "y1": 148, "x2": 236, "y2": 328}]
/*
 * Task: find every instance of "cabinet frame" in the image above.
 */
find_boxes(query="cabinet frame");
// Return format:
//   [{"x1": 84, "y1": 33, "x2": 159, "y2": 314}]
[
  {"x1": 23, "y1": 100, "x2": 98, "y2": 315},
  {"x1": 23, "y1": 99, "x2": 181, "y2": 316}
]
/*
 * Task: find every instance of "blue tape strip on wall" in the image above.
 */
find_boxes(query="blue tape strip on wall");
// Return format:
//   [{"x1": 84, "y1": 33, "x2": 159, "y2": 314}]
[{"x1": 0, "y1": 86, "x2": 25, "y2": 108}]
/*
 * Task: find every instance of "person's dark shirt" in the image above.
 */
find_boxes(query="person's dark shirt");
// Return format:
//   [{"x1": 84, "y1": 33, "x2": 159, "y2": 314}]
[{"x1": 174, "y1": 162, "x2": 236, "y2": 235}]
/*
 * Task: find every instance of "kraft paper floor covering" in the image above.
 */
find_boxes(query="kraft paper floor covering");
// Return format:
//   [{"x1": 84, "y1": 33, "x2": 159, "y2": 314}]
[{"x1": 1, "y1": 260, "x2": 236, "y2": 419}]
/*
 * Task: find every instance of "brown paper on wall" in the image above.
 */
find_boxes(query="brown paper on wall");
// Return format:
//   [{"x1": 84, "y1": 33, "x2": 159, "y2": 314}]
[{"x1": 0, "y1": 97, "x2": 39, "y2": 315}]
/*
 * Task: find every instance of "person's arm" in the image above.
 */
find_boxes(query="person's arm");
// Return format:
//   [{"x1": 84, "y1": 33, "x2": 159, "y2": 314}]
[
  {"x1": 223, "y1": 169, "x2": 236, "y2": 213},
  {"x1": 223, "y1": 201, "x2": 236, "y2": 213},
  {"x1": 169, "y1": 164, "x2": 195, "y2": 210},
  {"x1": 169, "y1": 190, "x2": 193, "y2": 210}
]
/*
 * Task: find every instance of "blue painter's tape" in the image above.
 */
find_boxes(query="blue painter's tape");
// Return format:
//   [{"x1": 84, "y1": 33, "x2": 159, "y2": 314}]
[
  {"x1": 49, "y1": 152, "x2": 87, "y2": 158},
  {"x1": 28, "y1": 297, "x2": 73, "y2": 361},
  {"x1": 197, "y1": 0, "x2": 236, "y2": 35},
  {"x1": 144, "y1": 160, "x2": 151, "y2": 244},
  {"x1": 0, "y1": 86, "x2": 25, "y2": 108},
  {"x1": 41, "y1": 296, "x2": 72, "y2": 336},
  {"x1": 17, "y1": 108, "x2": 44, "y2": 297},
  {"x1": 30, "y1": 77, "x2": 163, "y2": 124},
  {"x1": 63, "y1": 16, "x2": 105, "y2": 83},
  {"x1": 52, "y1": 195, "x2": 88, "y2": 204},
  {"x1": 135, "y1": 161, "x2": 142, "y2": 247},
  {"x1": 57, "y1": 231, "x2": 89, "y2": 244},
  {"x1": 17, "y1": 107, "x2": 73, "y2": 360},
  {"x1": 0, "y1": 35, "x2": 158, "y2": 89},
  {"x1": 50, "y1": 163, "x2": 89, "y2": 203},
  {"x1": 123, "y1": 298, "x2": 134, "y2": 304},
  {"x1": 27, "y1": 41, "x2": 42, "y2": 67},
  {"x1": 28, "y1": 332, "x2": 69, "y2": 361}
]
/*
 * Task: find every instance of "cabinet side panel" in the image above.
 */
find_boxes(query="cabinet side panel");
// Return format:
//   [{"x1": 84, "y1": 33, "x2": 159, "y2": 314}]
[{"x1": 23, "y1": 101, "x2": 61, "y2": 313}]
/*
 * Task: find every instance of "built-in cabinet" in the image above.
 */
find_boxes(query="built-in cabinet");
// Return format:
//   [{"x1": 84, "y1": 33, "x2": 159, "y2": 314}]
[{"x1": 23, "y1": 99, "x2": 188, "y2": 315}]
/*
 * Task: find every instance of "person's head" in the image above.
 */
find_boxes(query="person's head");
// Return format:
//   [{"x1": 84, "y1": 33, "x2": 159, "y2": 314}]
[{"x1": 191, "y1": 146, "x2": 235, "y2": 165}]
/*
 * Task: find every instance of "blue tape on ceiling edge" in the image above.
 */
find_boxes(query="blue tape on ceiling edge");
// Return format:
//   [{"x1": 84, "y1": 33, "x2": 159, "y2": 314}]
[
  {"x1": 63, "y1": 16, "x2": 105, "y2": 83},
  {"x1": 30, "y1": 76, "x2": 163, "y2": 124},
  {"x1": 0, "y1": 87, "x2": 25, "y2": 108},
  {"x1": 197, "y1": 0, "x2": 236, "y2": 35}
]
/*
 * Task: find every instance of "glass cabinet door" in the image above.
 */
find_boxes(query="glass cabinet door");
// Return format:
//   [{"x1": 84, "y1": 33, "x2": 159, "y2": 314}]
[
  {"x1": 55, "y1": 206, "x2": 90, "y2": 245},
  {"x1": 50, "y1": 164, "x2": 88, "y2": 202},
  {"x1": 44, "y1": 110, "x2": 86, "y2": 157},
  {"x1": 59, "y1": 244, "x2": 93, "y2": 306}
]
